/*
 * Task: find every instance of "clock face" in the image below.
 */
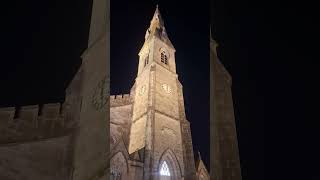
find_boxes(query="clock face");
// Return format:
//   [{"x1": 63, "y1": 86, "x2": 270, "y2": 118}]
[
  {"x1": 138, "y1": 85, "x2": 146, "y2": 96},
  {"x1": 162, "y1": 84, "x2": 172, "y2": 94},
  {"x1": 92, "y1": 76, "x2": 109, "y2": 110}
]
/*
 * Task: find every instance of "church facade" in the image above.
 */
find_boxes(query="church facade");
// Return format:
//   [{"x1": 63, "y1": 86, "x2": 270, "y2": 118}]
[
  {"x1": 0, "y1": 0, "x2": 242, "y2": 179},
  {"x1": 109, "y1": 6, "x2": 210, "y2": 180}
]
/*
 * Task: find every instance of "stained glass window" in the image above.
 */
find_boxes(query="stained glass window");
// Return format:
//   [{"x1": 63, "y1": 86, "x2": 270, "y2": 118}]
[{"x1": 160, "y1": 161, "x2": 170, "y2": 176}]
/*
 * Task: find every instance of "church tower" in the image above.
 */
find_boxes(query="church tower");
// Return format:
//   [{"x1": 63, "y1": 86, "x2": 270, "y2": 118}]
[{"x1": 128, "y1": 6, "x2": 197, "y2": 180}]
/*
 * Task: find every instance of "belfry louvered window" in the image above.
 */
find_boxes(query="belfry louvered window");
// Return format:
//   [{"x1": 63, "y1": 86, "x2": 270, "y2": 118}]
[
  {"x1": 160, "y1": 161, "x2": 170, "y2": 176},
  {"x1": 161, "y1": 51, "x2": 168, "y2": 65}
]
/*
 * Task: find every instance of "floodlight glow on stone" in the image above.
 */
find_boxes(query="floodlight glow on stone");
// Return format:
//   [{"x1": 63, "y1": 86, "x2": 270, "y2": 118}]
[{"x1": 160, "y1": 161, "x2": 170, "y2": 176}]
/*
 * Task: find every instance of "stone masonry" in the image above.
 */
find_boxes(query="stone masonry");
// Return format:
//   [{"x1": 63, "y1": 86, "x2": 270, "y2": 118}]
[
  {"x1": 109, "y1": 6, "x2": 209, "y2": 180},
  {"x1": 210, "y1": 31, "x2": 242, "y2": 180},
  {"x1": 0, "y1": 2, "x2": 242, "y2": 180}
]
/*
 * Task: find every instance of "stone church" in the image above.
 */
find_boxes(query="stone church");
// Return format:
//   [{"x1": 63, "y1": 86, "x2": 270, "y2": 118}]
[
  {"x1": 109, "y1": 6, "x2": 210, "y2": 180},
  {"x1": 0, "y1": 0, "x2": 241, "y2": 179}
]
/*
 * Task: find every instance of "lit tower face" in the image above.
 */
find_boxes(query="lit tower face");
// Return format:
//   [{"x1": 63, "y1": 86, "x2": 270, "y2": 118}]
[
  {"x1": 134, "y1": 5, "x2": 180, "y2": 122},
  {"x1": 128, "y1": 5, "x2": 188, "y2": 179},
  {"x1": 137, "y1": 6, "x2": 177, "y2": 76}
]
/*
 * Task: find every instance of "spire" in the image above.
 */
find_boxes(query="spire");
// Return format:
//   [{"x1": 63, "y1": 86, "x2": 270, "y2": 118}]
[
  {"x1": 88, "y1": 0, "x2": 107, "y2": 47},
  {"x1": 210, "y1": 25, "x2": 218, "y2": 53},
  {"x1": 143, "y1": 5, "x2": 175, "y2": 49},
  {"x1": 150, "y1": 4, "x2": 165, "y2": 30}
]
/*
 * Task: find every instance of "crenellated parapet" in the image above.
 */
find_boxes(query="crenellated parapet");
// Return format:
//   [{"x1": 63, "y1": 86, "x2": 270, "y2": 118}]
[
  {"x1": 0, "y1": 102, "x2": 77, "y2": 144},
  {"x1": 110, "y1": 94, "x2": 132, "y2": 107}
]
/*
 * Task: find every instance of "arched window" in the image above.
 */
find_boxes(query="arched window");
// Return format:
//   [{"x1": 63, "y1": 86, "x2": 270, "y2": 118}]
[
  {"x1": 160, "y1": 161, "x2": 171, "y2": 176},
  {"x1": 161, "y1": 51, "x2": 168, "y2": 65}
]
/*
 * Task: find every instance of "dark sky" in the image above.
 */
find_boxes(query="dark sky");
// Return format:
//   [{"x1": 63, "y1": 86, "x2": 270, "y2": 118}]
[
  {"x1": 110, "y1": 0, "x2": 211, "y2": 170},
  {"x1": 1, "y1": 0, "x2": 92, "y2": 106},
  {"x1": 1, "y1": 0, "x2": 319, "y2": 180},
  {"x1": 212, "y1": 0, "x2": 318, "y2": 179}
]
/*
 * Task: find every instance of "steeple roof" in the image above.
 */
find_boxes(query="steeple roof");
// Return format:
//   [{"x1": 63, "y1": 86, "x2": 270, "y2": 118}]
[
  {"x1": 151, "y1": 5, "x2": 165, "y2": 29},
  {"x1": 144, "y1": 5, "x2": 175, "y2": 50}
]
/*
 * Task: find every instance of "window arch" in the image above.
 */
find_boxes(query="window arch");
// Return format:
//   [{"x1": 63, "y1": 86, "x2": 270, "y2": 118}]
[
  {"x1": 161, "y1": 51, "x2": 168, "y2": 65},
  {"x1": 158, "y1": 148, "x2": 182, "y2": 179},
  {"x1": 160, "y1": 161, "x2": 171, "y2": 176}
]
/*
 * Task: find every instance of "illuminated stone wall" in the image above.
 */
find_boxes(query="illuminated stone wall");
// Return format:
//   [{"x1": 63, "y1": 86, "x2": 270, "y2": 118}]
[
  {"x1": 154, "y1": 64, "x2": 179, "y2": 119},
  {"x1": 153, "y1": 112, "x2": 184, "y2": 178},
  {"x1": 132, "y1": 69, "x2": 150, "y2": 121},
  {"x1": 0, "y1": 103, "x2": 75, "y2": 144},
  {"x1": 124, "y1": 6, "x2": 201, "y2": 180},
  {"x1": 0, "y1": 135, "x2": 73, "y2": 180}
]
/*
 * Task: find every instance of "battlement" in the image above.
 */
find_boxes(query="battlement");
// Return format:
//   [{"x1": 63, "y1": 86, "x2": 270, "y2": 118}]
[
  {"x1": 0, "y1": 102, "x2": 76, "y2": 144},
  {"x1": 110, "y1": 94, "x2": 132, "y2": 107}
]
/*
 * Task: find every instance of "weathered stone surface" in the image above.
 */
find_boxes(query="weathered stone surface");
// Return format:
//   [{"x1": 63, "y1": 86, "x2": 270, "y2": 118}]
[
  {"x1": 128, "y1": 115, "x2": 147, "y2": 154},
  {"x1": 0, "y1": 135, "x2": 73, "y2": 180},
  {"x1": 72, "y1": 22, "x2": 109, "y2": 180},
  {"x1": 181, "y1": 120, "x2": 197, "y2": 180},
  {"x1": 196, "y1": 157, "x2": 210, "y2": 180},
  {"x1": 210, "y1": 33, "x2": 242, "y2": 180},
  {"x1": 110, "y1": 104, "x2": 132, "y2": 125},
  {"x1": 110, "y1": 94, "x2": 132, "y2": 107},
  {"x1": 154, "y1": 64, "x2": 179, "y2": 119},
  {"x1": 116, "y1": 6, "x2": 200, "y2": 180},
  {"x1": 0, "y1": 104, "x2": 74, "y2": 144}
]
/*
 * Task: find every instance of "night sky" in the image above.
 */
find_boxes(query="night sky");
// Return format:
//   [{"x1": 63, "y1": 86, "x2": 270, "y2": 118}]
[
  {"x1": 1, "y1": 0, "x2": 319, "y2": 180},
  {"x1": 1, "y1": 0, "x2": 92, "y2": 106},
  {"x1": 212, "y1": 0, "x2": 318, "y2": 179}
]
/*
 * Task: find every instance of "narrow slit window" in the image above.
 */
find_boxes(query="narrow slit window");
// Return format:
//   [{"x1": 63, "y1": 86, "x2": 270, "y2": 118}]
[{"x1": 144, "y1": 54, "x2": 149, "y2": 67}]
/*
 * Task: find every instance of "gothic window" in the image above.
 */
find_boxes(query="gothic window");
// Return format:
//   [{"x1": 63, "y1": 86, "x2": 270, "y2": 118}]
[
  {"x1": 160, "y1": 161, "x2": 171, "y2": 176},
  {"x1": 161, "y1": 51, "x2": 168, "y2": 65}
]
